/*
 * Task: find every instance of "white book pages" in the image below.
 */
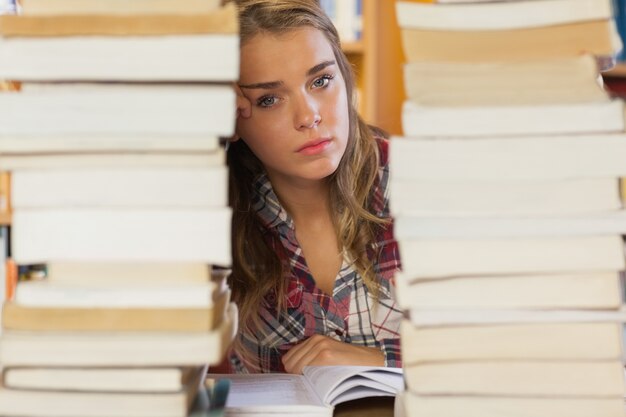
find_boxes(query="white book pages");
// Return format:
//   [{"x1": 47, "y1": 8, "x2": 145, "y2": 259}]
[{"x1": 396, "y1": 0, "x2": 613, "y2": 31}]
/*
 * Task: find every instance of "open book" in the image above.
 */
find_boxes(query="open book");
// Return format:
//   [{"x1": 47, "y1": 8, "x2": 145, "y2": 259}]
[{"x1": 206, "y1": 366, "x2": 404, "y2": 417}]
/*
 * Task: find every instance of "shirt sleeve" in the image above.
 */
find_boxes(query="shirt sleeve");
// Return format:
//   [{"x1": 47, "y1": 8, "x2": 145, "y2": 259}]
[{"x1": 380, "y1": 336, "x2": 402, "y2": 368}]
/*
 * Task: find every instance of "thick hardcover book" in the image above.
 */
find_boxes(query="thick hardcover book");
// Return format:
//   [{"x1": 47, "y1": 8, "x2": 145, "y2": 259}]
[
  {"x1": 394, "y1": 271, "x2": 622, "y2": 309},
  {"x1": 389, "y1": 178, "x2": 621, "y2": 217},
  {"x1": 0, "y1": 35, "x2": 239, "y2": 81},
  {"x1": 400, "y1": 20, "x2": 621, "y2": 62},
  {"x1": 0, "y1": 135, "x2": 221, "y2": 153},
  {"x1": 400, "y1": 321, "x2": 623, "y2": 363},
  {"x1": 396, "y1": 392, "x2": 625, "y2": 417},
  {"x1": 20, "y1": 0, "x2": 222, "y2": 15},
  {"x1": 403, "y1": 55, "x2": 608, "y2": 106},
  {"x1": 0, "y1": 303, "x2": 237, "y2": 366},
  {"x1": 11, "y1": 166, "x2": 228, "y2": 209},
  {"x1": 396, "y1": 0, "x2": 613, "y2": 31},
  {"x1": 0, "y1": 4, "x2": 237, "y2": 36},
  {"x1": 12, "y1": 280, "x2": 219, "y2": 308},
  {"x1": 406, "y1": 306, "x2": 626, "y2": 327},
  {"x1": 0, "y1": 84, "x2": 236, "y2": 136},
  {"x1": 401, "y1": 99, "x2": 624, "y2": 138},
  {"x1": 3, "y1": 365, "x2": 205, "y2": 393},
  {"x1": 11, "y1": 207, "x2": 232, "y2": 265},
  {"x1": 399, "y1": 235, "x2": 625, "y2": 279},
  {"x1": 394, "y1": 211, "x2": 626, "y2": 239},
  {"x1": 404, "y1": 360, "x2": 625, "y2": 396},
  {"x1": 0, "y1": 366, "x2": 205, "y2": 417},
  {"x1": 0, "y1": 150, "x2": 225, "y2": 170},
  {"x1": 389, "y1": 134, "x2": 626, "y2": 181},
  {"x1": 2, "y1": 290, "x2": 229, "y2": 331}
]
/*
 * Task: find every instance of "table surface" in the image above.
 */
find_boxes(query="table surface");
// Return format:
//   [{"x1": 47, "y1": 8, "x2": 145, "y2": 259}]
[{"x1": 334, "y1": 396, "x2": 395, "y2": 417}]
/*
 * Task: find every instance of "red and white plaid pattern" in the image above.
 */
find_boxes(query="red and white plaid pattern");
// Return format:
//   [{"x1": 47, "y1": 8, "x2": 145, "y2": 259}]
[{"x1": 230, "y1": 138, "x2": 402, "y2": 373}]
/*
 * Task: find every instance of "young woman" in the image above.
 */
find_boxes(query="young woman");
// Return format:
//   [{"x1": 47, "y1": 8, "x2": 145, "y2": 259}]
[{"x1": 227, "y1": 0, "x2": 402, "y2": 373}]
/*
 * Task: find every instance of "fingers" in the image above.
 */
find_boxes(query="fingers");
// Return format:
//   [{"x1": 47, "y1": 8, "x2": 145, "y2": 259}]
[
  {"x1": 281, "y1": 335, "x2": 387, "y2": 374},
  {"x1": 282, "y1": 335, "x2": 327, "y2": 374},
  {"x1": 234, "y1": 83, "x2": 252, "y2": 119}
]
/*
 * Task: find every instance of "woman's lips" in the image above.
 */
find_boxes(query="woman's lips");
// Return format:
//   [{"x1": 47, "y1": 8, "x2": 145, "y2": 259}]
[{"x1": 297, "y1": 138, "x2": 332, "y2": 155}]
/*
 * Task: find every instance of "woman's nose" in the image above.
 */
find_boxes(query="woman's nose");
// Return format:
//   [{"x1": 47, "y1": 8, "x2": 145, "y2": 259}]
[{"x1": 294, "y1": 94, "x2": 321, "y2": 130}]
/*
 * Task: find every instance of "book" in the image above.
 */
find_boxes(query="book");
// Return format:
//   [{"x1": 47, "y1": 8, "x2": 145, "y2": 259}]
[
  {"x1": 404, "y1": 360, "x2": 625, "y2": 396},
  {"x1": 389, "y1": 133, "x2": 626, "y2": 181},
  {"x1": 12, "y1": 280, "x2": 218, "y2": 308},
  {"x1": 11, "y1": 166, "x2": 228, "y2": 208},
  {"x1": 2, "y1": 289, "x2": 229, "y2": 331},
  {"x1": 0, "y1": 134, "x2": 221, "y2": 153},
  {"x1": 394, "y1": 211, "x2": 626, "y2": 239},
  {"x1": 403, "y1": 55, "x2": 609, "y2": 107},
  {"x1": 0, "y1": 227, "x2": 6, "y2": 327},
  {"x1": 396, "y1": 392, "x2": 625, "y2": 417},
  {"x1": 406, "y1": 306, "x2": 626, "y2": 327},
  {"x1": 0, "y1": 4, "x2": 238, "y2": 82},
  {"x1": 0, "y1": 7, "x2": 237, "y2": 36},
  {"x1": 0, "y1": 302, "x2": 237, "y2": 366},
  {"x1": 208, "y1": 366, "x2": 404, "y2": 417},
  {"x1": 400, "y1": 20, "x2": 622, "y2": 62},
  {"x1": 389, "y1": 177, "x2": 621, "y2": 217},
  {"x1": 394, "y1": 271, "x2": 622, "y2": 309},
  {"x1": 0, "y1": 366, "x2": 204, "y2": 417},
  {"x1": 45, "y1": 261, "x2": 213, "y2": 286},
  {"x1": 3, "y1": 365, "x2": 205, "y2": 393},
  {"x1": 0, "y1": 35, "x2": 238, "y2": 81},
  {"x1": 0, "y1": 150, "x2": 225, "y2": 170},
  {"x1": 0, "y1": 84, "x2": 236, "y2": 136},
  {"x1": 396, "y1": 0, "x2": 613, "y2": 31},
  {"x1": 400, "y1": 321, "x2": 624, "y2": 363},
  {"x1": 0, "y1": 171, "x2": 9, "y2": 213},
  {"x1": 402, "y1": 99, "x2": 625, "y2": 138},
  {"x1": 20, "y1": 0, "x2": 222, "y2": 15},
  {"x1": 399, "y1": 235, "x2": 625, "y2": 279},
  {"x1": 11, "y1": 207, "x2": 232, "y2": 265}
]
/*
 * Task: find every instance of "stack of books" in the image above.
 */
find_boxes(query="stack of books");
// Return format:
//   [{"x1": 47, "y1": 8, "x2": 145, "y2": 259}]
[
  {"x1": 392, "y1": 1, "x2": 626, "y2": 416},
  {"x1": 0, "y1": 1, "x2": 238, "y2": 416}
]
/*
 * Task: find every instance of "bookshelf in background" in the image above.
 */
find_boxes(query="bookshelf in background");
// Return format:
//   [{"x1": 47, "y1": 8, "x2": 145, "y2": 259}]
[
  {"x1": 604, "y1": 0, "x2": 626, "y2": 205},
  {"x1": 323, "y1": 0, "x2": 405, "y2": 136},
  {"x1": 603, "y1": 0, "x2": 626, "y2": 96},
  {"x1": 0, "y1": 0, "x2": 16, "y2": 226},
  {"x1": 0, "y1": 172, "x2": 10, "y2": 226}
]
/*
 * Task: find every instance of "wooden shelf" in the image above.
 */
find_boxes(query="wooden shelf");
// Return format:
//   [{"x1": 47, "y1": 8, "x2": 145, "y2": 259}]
[
  {"x1": 342, "y1": 41, "x2": 364, "y2": 55},
  {"x1": 360, "y1": 0, "x2": 405, "y2": 135},
  {"x1": 603, "y1": 62, "x2": 626, "y2": 77},
  {"x1": 0, "y1": 212, "x2": 11, "y2": 226}
]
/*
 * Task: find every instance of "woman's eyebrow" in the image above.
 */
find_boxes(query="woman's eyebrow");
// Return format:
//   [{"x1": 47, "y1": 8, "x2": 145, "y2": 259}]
[
  {"x1": 239, "y1": 80, "x2": 283, "y2": 90},
  {"x1": 306, "y1": 60, "x2": 336, "y2": 76},
  {"x1": 239, "y1": 60, "x2": 337, "y2": 90}
]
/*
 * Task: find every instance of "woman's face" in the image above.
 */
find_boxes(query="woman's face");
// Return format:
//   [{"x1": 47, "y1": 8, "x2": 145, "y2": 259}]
[{"x1": 235, "y1": 27, "x2": 350, "y2": 187}]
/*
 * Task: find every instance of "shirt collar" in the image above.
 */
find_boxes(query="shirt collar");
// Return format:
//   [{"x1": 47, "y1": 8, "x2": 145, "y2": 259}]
[{"x1": 252, "y1": 173, "x2": 294, "y2": 230}]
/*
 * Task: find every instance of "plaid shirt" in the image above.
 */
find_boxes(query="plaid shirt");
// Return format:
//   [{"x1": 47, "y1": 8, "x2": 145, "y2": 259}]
[{"x1": 231, "y1": 138, "x2": 402, "y2": 373}]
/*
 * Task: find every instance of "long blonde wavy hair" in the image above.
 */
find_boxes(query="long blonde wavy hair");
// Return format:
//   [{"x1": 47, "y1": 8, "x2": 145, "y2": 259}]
[{"x1": 226, "y1": 0, "x2": 388, "y2": 368}]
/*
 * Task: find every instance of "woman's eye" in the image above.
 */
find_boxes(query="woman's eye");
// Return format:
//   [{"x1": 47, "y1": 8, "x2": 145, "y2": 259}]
[
  {"x1": 257, "y1": 96, "x2": 277, "y2": 107},
  {"x1": 312, "y1": 74, "x2": 333, "y2": 89}
]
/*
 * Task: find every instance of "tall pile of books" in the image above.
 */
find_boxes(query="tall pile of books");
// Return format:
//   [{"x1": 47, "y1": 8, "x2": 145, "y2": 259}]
[
  {"x1": 391, "y1": 0, "x2": 626, "y2": 416},
  {"x1": 0, "y1": 1, "x2": 238, "y2": 416}
]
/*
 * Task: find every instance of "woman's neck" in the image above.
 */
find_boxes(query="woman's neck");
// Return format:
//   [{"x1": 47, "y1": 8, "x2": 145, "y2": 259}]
[{"x1": 266, "y1": 172, "x2": 332, "y2": 223}]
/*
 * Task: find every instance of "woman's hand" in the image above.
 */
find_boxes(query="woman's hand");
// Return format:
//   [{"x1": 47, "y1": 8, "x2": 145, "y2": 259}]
[
  {"x1": 234, "y1": 83, "x2": 252, "y2": 119},
  {"x1": 281, "y1": 334, "x2": 385, "y2": 374}
]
